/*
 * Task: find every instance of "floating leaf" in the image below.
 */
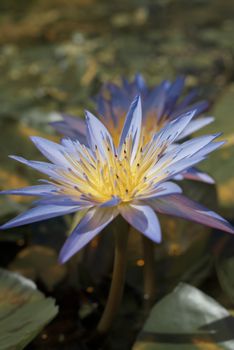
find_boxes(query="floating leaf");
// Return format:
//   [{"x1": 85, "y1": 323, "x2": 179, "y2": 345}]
[
  {"x1": 0, "y1": 268, "x2": 58, "y2": 350},
  {"x1": 9, "y1": 245, "x2": 67, "y2": 291},
  {"x1": 133, "y1": 283, "x2": 234, "y2": 350}
]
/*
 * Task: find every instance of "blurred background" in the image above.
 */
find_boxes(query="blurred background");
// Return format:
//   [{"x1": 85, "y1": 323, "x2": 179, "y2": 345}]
[
  {"x1": 0, "y1": 0, "x2": 234, "y2": 214},
  {"x1": 0, "y1": 0, "x2": 234, "y2": 349}
]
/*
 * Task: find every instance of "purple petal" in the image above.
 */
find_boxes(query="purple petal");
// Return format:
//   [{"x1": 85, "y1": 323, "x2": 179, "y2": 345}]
[
  {"x1": 175, "y1": 89, "x2": 198, "y2": 110},
  {"x1": 61, "y1": 138, "x2": 79, "y2": 154},
  {"x1": 62, "y1": 115, "x2": 86, "y2": 133},
  {"x1": 9, "y1": 156, "x2": 62, "y2": 177},
  {"x1": 59, "y1": 207, "x2": 118, "y2": 263},
  {"x1": 50, "y1": 114, "x2": 87, "y2": 142},
  {"x1": 0, "y1": 204, "x2": 80, "y2": 230},
  {"x1": 34, "y1": 196, "x2": 91, "y2": 207},
  {"x1": 149, "y1": 134, "x2": 223, "y2": 181},
  {"x1": 118, "y1": 95, "x2": 142, "y2": 163},
  {"x1": 138, "y1": 181, "x2": 182, "y2": 200},
  {"x1": 177, "y1": 117, "x2": 214, "y2": 140},
  {"x1": 193, "y1": 140, "x2": 225, "y2": 158},
  {"x1": 143, "y1": 81, "x2": 167, "y2": 122},
  {"x1": 121, "y1": 77, "x2": 131, "y2": 91},
  {"x1": 97, "y1": 97, "x2": 118, "y2": 127},
  {"x1": 164, "y1": 76, "x2": 185, "y2": 114},
  {"x1": 134, "y1": 73, "x2": 147, "y2": 92},
  {"x1": 85, "y1": 110, "x2": 115, "y2": 157},
  {"x1": 149, "y1": 194, "x2": 234, "y2": 234},
  {"x1": 0, "y1": 184, "x2": 57, "y2": 196},
  {"x1": 99, "y1": 196, "x2": 120, "y2": 207},
  {"x1": 152, "y1": 109, "x2": 196, "y2": 148},
  {"x1": 181, "y1": 167, "x2": 215, "y2": 184},
  {"x1": 119, "y1": 203, "x2": 161, "y2": 243},
  {"x1": 169, "y1": 134, "x2": 221, "y2": 162},
  {"x1": 30, "y1": 137, "x2": 70, "y2": 166},
  {"x1": 171, "y1": 100, "x2": 209, "y2": 120}
]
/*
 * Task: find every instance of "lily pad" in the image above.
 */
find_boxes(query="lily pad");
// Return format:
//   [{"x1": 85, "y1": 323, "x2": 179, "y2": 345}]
[
  {"x1": 0, "y1": 268, "x2": 58, "y2": 350},
  {"x1": 133, "y1": 283, "x2": 234, "y2": 350},
  {"x1": 8, "y1": 245, "x2": 67, "y2": 291}
]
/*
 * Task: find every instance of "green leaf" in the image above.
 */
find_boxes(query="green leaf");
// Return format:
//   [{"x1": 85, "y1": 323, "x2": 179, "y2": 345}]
[
  {"x1": 133, "y1": 283, "x2": 234, "y2": 350},
  {"x1": 9, "y1": 245, "x2": 67, "y2": 291},
  {"x1": 0, "y1": 268, "x2": 58, "y2": 350},
  {"x1": 216, "y1": 256, "x2": 234, "y2": 304}
]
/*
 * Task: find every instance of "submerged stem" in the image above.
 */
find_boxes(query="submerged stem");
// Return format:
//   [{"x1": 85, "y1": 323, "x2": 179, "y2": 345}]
[
  {"x1": 142, "y1": 235, "x2": 156, "y2": 304},
  {"x1": 96, "y1": 226, "x2": 129, "y2": 335}
]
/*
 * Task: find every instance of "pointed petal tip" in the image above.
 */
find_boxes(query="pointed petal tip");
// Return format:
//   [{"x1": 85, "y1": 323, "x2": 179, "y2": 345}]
[
  {"x1": 220, "y1": 217, "x2": 234, "y2": 234},
  {"x1": 0, "y1": 189, "x2": 21, "y2": 196},
  {"x1": 84, "y1": 109, "x2": 92, "y2": 120},
  {"x1": 9, "y1": 155, "x2": 18, "y2": 160},
  {"x1": 212, "y1": 132, "x2": 223, "y2": 139},
  {"x1": 188, "y1": 109, "x2": 197, "y2": 118},
  {"x1": 30, "y1": 135, "x2": 39, "y2": 142},
  {"x1": 220, "y1": 221, "x2": 234, "y2": 234},
  {"x1": 133, "y1": 95, "x2": 142, "y2": 116},
  {"x1": 131, "y1": 94, "x2": 141, "y2": 107},
  {"x1": 0, "y1": 222, "x2": 11, "y2": 230},
  {"x1": 135, "y1": 94, "x2": 141, "y2": 101},
  {"x1": 30, "y1": 135, "x2": 47, "y2": 145},
  {"x1": 30, "y1": 136, "x2": 43, "y2": 149},
  {"x1": 84, "y1": 109, "x2": 103, "y2": 126},
  {"x1": 205, "y1": 177, "x2": 215, "y2": 185},
  {"x1": 151, "y1": 194, "x2": 234, "y2": 236},
  {"x1": 9, "y1": 155, "x2": 26, "y2": 162},
  {"x1": 202, "y1": 115, "x2": 214, "y2": 124},
  {"x1": 227, "y1": 226, "x2": 234, "y2": 234},
  {"x1": 0, "y1": 190, "x2": 9, "y2": 195},
  {"x1": 155, "y1": 234, "x2": 162, "y2": 244},
  {"x1": 58, "y1": 251, "x2": 68, "y2": 264},
  {"x1": 136, "y1": 94, "x2": 142, "y2": 105},
  {"x1": 0, "y1": 217, "x2": 24, "y2": 230}
]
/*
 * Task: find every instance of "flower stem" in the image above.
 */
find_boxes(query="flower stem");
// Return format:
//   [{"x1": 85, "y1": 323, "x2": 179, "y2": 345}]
[
  {"x1": 96, "y1": 227, "x2": 129, "y2": 335},
  {"x1": 142, "y1": 235, "x2": 156, "y2": 304}
]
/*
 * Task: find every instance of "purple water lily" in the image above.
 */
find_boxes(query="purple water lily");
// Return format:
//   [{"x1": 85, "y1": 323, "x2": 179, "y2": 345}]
[
  {"x1": 1, "y1": 96, "x2": 233, "y2": 263},
  {"x1": 52, "y1": 75, "x2": 215, "y2": 184}
]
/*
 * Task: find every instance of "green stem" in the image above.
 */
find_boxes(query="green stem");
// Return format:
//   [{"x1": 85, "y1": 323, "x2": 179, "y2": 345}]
[
  {"x1": 142, "y1": 235, "x2": 156, "y2": 304},
  {"x1": 96, "y1": 229, "x2": 129, "y2": 335}
]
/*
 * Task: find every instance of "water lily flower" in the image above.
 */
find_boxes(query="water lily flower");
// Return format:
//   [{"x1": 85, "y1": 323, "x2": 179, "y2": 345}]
[
  {"x1": 1, "y1": 96, "x2": 233, "y2": 263},
  {"x1": 51, "y1": 75, "x2": 215, "y2": 184}
]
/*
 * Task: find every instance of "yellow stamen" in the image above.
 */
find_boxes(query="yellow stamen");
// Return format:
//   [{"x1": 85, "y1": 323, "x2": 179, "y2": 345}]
[{"x1": 53, "y1": 133, "x2": 170, "y2": 205}]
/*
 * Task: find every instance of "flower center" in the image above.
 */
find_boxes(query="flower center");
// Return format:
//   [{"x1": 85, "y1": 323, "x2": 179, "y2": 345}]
[{"x1": 55, "y1": 135, "x2": 168, "y2": 205}]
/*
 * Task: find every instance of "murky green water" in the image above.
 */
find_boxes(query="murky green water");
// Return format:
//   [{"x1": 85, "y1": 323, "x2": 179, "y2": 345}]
[{"x1": 1, "y1": 0, "x2": 234, "y2": 119}]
